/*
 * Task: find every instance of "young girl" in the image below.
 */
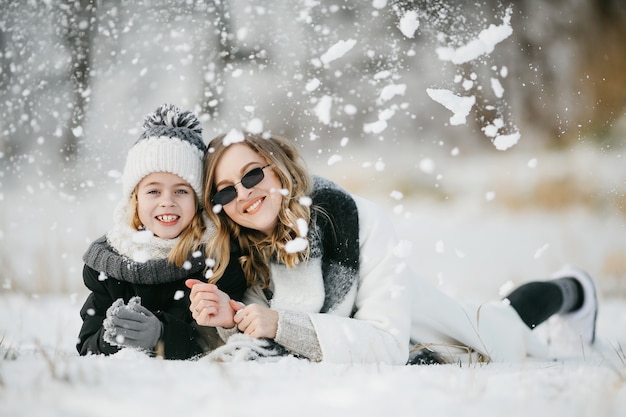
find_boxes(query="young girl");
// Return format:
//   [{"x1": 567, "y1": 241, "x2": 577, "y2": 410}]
[
  {"x1": 76, "y1": 104, "x2": 246, "y2": 360},
  {"x1": 187, "y1": 131, "x2": 597, "y2": 365}
]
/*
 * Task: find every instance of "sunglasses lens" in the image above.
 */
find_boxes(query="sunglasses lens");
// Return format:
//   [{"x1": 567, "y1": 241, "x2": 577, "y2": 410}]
[
  {"x1": 240, "y1": 167, "x2": 265, "y2": 188},
  {"x1": 212, "y1": 187, "x2": 237, "y2": 206},
  {"x1": 211, "y1": 166, "x2": 267, "y2": 206}
]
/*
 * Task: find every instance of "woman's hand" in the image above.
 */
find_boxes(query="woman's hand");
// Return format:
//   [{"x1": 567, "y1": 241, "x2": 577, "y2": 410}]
[
  {"x1": 232, "y1": 303, "x2": 279, "y2": 339},
  {"x1": 185, "y1": 279, "x2": 236, "y2": 328}
]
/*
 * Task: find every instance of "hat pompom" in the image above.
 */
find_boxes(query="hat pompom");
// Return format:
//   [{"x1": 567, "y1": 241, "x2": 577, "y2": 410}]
[{"x1": 143, "y1": 103, "x2": 202, "y2": 136}]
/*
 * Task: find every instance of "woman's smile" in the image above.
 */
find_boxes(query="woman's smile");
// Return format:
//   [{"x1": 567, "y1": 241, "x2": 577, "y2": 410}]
[{"x1": 244, "y1": 197, "x2": 265, "y2": 214}]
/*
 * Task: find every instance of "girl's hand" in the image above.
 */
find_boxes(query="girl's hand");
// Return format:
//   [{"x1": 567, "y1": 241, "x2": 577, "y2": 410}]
[
  {"x1": 185, "y1": 279, "x2": 236, "y2": 328},
  {"x1": 232, "y1": 303, "x2": 279, "y2": 339}
]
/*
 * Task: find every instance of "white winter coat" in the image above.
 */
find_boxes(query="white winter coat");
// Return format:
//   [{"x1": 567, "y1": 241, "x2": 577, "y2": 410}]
[{"x1": 232, "y1": 185, "x2": 550, "y2": 364}]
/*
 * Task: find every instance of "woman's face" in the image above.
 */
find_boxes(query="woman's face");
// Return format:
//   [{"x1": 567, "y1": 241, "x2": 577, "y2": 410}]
[{"x1": 213, "y1": 143, "x2": 283, "y2": 235}]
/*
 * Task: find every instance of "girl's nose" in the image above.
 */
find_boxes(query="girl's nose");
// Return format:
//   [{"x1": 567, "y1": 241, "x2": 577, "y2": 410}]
[{"x1": 159, "y1": 192, "x2": 175, "y2": 206}]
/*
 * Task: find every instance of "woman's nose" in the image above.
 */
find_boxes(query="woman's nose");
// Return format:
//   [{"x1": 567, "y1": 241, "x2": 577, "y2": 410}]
[{"x1": 235, "y1": 183, "x2": 252, "y2": 201}]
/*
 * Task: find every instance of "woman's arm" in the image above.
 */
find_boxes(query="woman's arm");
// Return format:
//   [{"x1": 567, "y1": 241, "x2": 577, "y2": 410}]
[
  {"x1": 246, "y1": 193, "x2": 412, "y2": 364},
  {"x1": 308, "y1": 195, "x2": 412, "y2": 364}
]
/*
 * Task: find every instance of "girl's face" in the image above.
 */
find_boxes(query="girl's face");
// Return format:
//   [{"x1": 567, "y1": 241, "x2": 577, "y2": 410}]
[
  {"x1": 136, "y1": 172, "x2": 197, "y2": 239},
  {"x1": 213, "y1": 143, "x2": 283, "y2": 235}
]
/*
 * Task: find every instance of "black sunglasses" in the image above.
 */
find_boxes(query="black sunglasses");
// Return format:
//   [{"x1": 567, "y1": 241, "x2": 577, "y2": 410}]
[{"x1": 211, "y1": 164, "x2": 271, "y2": 206}]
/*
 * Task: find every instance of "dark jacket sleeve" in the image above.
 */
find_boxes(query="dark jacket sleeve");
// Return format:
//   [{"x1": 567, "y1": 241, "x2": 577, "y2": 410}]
[
  {"x1": 76, "y1": 265, "x2": 121, "y2": 356},
  {"x1": 151, "y1": 286, "x2": 205, "y2": 360},
  {"x1": 158, "y1": 241, "x2": 245, "y2": 357},
  {"x1": 213, "y1": 239, "x2": 248, "y2": 301}
]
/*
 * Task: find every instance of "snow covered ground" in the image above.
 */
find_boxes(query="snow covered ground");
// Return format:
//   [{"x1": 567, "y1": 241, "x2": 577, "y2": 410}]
[
  {"x1": 0, "y1": 294, "x2": 625, "y2": 417},
  {"x1": 1, "y1": 142, "x2": 626, "y2": 416}
]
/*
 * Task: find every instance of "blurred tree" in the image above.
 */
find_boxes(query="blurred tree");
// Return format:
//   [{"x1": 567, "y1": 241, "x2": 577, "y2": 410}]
[
  {"x1": 1, "y1": 0, "x2": 625, "y2": 187},
  {"x1": 579, "y1": 0, "x2": 626, "y2": 144},
  {"x1": 56, "y1": 0, "x2": 97, "y2": 160},
  {"x1": 198, "y1": 0, "x2": 259, "y2": 119},
  {"x1": 0, "y1": 19, "x2": 11, "y2": 157},
  {"x1": 507, "y1": 0, "x2": 626, "y2": 146}
]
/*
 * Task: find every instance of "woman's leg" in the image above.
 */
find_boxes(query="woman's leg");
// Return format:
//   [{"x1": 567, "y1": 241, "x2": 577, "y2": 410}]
[
  {"x1": 505, "y1": 278, "x2": 583, "y2": 329},
  {"x1": 504, "y1": 266, "x2": 598, "y2": 344}
]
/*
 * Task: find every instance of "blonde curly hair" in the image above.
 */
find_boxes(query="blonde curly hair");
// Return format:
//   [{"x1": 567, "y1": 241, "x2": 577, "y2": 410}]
[{"x1": 204, "y1": 132, "x2": 312, "y2": 288}]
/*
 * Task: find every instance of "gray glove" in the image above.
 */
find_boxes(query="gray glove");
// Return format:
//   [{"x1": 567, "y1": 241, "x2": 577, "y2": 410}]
[{"x1": 103, "y1": 297, "x2": 163, "y2": 352}]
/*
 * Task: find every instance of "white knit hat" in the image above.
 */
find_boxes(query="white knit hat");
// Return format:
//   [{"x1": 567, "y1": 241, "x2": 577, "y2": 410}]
[{"x1": 122, "y1": 104, "x2": 207, "y2": 202}]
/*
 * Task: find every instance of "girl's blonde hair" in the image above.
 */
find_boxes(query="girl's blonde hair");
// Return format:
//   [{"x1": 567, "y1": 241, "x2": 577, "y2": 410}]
[
  {"x1": 127, "y1": 188, "x2": 205, "y2": 267},
  {"x1": 204, "y1": 132, "x2": 312, "y2": 287}
]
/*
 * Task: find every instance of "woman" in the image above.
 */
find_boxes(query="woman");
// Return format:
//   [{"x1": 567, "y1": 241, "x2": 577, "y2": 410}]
[{"x1": 186, "y1": 131, "x2": 597, "y2": 365}]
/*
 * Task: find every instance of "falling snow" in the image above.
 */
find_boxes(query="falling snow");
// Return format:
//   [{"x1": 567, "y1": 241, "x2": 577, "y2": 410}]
[
  {"x1": 0, "y1": 2, "x2": 625, "y2": 416},
  {"x1": 319, "y1": 39, "x2": 357, "y2": 65},
  {"x1": 426, "y1": 88, "x2": 476, "y2": 126}
]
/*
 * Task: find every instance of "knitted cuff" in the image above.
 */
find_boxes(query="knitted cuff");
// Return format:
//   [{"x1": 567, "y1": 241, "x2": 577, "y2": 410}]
[
  {"x1": 552, "y1": 277, "x2": 584, "y2": 314},
  {"x1": 217, "y1": 325, "x2": 240, "y2": 342},
  {"x1": 275, "y1": 310, "x2": 323, "y2": 361}
]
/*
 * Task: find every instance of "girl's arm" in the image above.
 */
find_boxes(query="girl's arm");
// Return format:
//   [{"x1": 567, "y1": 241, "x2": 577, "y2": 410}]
[{"x1": 76, "y1": 265, "x2": 120, "y2": 356}]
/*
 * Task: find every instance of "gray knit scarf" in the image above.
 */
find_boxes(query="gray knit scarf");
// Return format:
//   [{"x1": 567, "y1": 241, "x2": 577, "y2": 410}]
[{"x1": 83, "y1": 235, "x2": 206, "y2": 285}]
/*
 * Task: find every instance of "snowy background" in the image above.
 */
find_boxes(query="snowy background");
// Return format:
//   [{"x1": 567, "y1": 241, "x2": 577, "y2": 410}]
[{"x1": 1, "y1": 1, "x2": 626, "y2": 416}]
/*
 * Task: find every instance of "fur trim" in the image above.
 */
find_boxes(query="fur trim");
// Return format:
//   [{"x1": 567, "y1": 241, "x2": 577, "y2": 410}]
[
  {"x1": 206, "y1": 333, "x2": 290, "y2": 362},
  {"x1": 107, "y1": 200, "x2": 178, "y2": 262}
]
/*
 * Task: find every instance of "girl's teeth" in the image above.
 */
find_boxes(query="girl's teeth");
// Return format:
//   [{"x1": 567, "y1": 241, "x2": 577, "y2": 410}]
[{"x1": 158, "y1": 215, "x2": 178, "y2": 222}]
